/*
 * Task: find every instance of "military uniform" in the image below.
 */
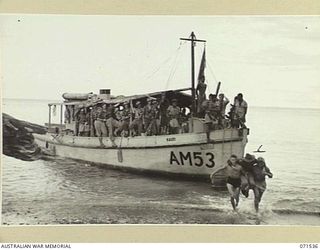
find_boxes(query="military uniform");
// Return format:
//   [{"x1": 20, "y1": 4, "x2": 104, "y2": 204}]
[
  {"x1": 144, "y1": 103, "x2": 157, "y2": 136},
  {"x1": 94, "y1": 108, "x2": 108, "y2": 137},
  {"x1": 219, "y1": 97, "x2": 229, "y2": 117},
  {"x1": 64, "y1": 106, "x2": 71, "y2": 124},
  {"x1": 159, "y1": 98, "x2": 169, "y2": 134},
  {"x1": 78, "y1": 111, "x2": 90, "y2": 136},
  {"x1": 120, "y1": 106, "x2": 131, "y2": 136},
  {"x1": 143, "y1": 103, "x2": 153, "y2": 135},
  {"x1": 105, "y1": 105, "x2": 119, "y2": 140},
  {"x1": 196, "y1": 81, "x2": 207, "y2": 114},
  {"x1": 167, "y1": 104, "x2": 180, "y2": 134},
  {"x1": 204, "y1": 99, "x2": 219, "y2": 124},
  {"x1": 234, "y1": 98, "x2": 248, "y2": 128},
  {"x1": 130, "y1": 105, "x2": 144, "y2": 136}
]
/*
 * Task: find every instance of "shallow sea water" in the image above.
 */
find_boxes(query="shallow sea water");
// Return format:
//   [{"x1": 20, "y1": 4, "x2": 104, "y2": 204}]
[{"x1": 2, "y1": 99, "x2": 320, "y2": 225}]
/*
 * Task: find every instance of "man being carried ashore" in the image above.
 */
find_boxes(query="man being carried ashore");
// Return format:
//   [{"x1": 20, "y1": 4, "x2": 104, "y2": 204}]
[
  {"x1": 251, "y1": 157, "x2": 273, "y2": 212},
  {"x1": 238, "y1": 153, "x2": 258, "y2": 198}
]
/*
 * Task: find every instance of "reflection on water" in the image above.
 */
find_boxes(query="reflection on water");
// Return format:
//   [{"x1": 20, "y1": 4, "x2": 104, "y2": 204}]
[{"x1": 2, "y1": 100, "x2": 320, "y2": 225}]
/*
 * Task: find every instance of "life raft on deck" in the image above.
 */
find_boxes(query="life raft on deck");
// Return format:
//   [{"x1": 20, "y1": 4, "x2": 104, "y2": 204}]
[{"x1": 62, "y1": 93, "x2": 93, "y2": 101}]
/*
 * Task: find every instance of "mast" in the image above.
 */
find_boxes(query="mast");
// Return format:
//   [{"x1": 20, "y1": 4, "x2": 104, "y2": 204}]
[{"x1": 180, "y1": 32, "x2": 206, "y2": 114}]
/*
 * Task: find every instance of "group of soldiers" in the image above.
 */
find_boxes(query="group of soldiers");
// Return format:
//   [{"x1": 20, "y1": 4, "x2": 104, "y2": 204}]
[
  {"x1": 199, "y1": 92, "x2": 248, "y2": 129},
  {"x1": 195, "y1": 75, "x2": 248, "y2": 131},
  {"x1": 65, "y1": 91, "x2": 248, "y2": 140},
  {"x1": 197, "y1": 92, "x2": 248, "y2": 141},
  {"x1": 68, "y1": 93, "x2": 188, "y2": 139}
]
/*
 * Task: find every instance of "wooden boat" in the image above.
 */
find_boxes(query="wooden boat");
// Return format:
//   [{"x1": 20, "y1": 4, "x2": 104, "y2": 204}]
[{"x1": 33, "y1": 32, "x2": 249, "y2": 184}]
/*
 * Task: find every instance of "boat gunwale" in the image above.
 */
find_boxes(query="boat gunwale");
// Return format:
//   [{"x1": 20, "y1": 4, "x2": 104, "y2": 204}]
[{"x1": 33, "y1": 132, "x2": 245, "y2": 149}]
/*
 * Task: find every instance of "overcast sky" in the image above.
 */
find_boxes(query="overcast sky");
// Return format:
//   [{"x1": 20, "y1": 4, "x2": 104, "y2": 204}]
[{"x1": 1, "y1": 15, "x2": 319, "y2": 109}]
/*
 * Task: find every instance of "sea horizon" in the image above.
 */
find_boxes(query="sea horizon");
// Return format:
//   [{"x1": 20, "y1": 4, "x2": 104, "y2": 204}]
[{"x1": 2, "y1": 97, "x2": 320, "y2": 112}]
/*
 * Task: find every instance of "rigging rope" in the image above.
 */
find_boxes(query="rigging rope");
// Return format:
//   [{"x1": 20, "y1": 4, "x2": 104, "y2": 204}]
[
  {"x1": 165, "y1": 42, "x2": 184, "y2": 90},
  {"x1": 205, "y1": 78, "x2": 212, "y2": 94},
  {"x1": 206, "y1": 60, "x2": 219, "y2": 85},
  {"x1": 144, "y1": 42, "x2": 184, "y2": 81}
]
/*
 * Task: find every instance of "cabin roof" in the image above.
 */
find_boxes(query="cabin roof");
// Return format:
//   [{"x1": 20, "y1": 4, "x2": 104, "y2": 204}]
[{"x1": 59, "y1": 88, "x2": 193, "y2": 108}]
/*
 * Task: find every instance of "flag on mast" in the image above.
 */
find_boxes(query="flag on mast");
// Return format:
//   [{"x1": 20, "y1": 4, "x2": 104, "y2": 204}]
[
  {"x1": 196, "y1": 48, "x2": 207, "y2": 113},
  {"x1": 197, "y1": 48, "x2": 206, "y2": 85}
]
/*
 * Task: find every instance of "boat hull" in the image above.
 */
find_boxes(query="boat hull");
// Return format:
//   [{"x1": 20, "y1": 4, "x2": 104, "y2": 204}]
[{"x1": 33, "y1": 128, "x2": 248, "y2": 183}]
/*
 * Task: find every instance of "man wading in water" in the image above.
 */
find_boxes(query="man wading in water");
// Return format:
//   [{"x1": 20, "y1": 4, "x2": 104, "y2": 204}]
[
  {"x1": 252, "y1": 157, "x2": 273, "y2": 212},
  {"x1": 210, "y1": 155, "x2": 244, "y2": 211},
  {"x1": 211, "y1": 154, "x2": 273, "y2": 213}
]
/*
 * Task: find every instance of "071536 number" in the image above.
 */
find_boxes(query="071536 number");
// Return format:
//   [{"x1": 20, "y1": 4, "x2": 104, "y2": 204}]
[
  {"x1": 300, "y1": 244, "x2": 318, "y2": 249},
  {"x1": 169, "y1": 151, "x2": 215, "y2": 168}
]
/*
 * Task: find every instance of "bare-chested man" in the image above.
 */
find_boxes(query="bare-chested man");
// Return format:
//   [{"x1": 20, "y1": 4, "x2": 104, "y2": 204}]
[{"x1": 210, "y1": 155, "x2": 244, "y2": 211}]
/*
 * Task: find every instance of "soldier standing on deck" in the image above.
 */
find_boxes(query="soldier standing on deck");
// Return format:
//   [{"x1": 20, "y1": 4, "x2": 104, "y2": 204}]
[
  {"x1": 159, "y1": 93, "x2": 169, "y2": 135},
  {"x1": 77, "y1": 109, "x2": 86, "y2": 136},
  {"x1": 153, "y1": 100, "x2": 160, "y2": 135},
  {"x1": 218, "y1": 93, "x2": 229, "y2": 127},
  {"x1": 94, "y1": 105, "x2": 108, "y2": 147},
  {"x1": 94, "y1": 106, "x2": 108, "y2": 137},
  {"x1": 196, "y1": 75, "x2": 207, "y2": 116},
  {"x1": 64, "y1": 106, "x2": 71, "y2": 124},
  {"x1": 143, "y1": 98, "x2": 153, "y2": 135},
  {"x1": 105, "y1": 104, "x2": 118, "y2": 146},
  {"x1": 89, "y1": 107, "x2": 95, "y2": 137},
  {"x1": 180, "y1": 108, "x2": 189, "y2": 133},
  {"x1": 77, "y1": 108, "x2": 90, "y2": 137},
  {"x1": 145, "y1": 100, "x2": 158, "y2": 136},
  {"x1": 167, "y1": 99, "x2": 180, "y2": 134},
  {"x1": 130, "y1": 101, "x2": 144, "y2": 136},
  {"x1": 204, "y1": 94, "x2": 219, "y2": 142},
  {"x1": 234, "y1": 93, "x2": 248, "y2": 128},
  {"x1": 113, "y1": 106, "x2": 122, "y2": 136},
  {"x1": 120, "y1": 102, "x2": 131, "y2": 137}
]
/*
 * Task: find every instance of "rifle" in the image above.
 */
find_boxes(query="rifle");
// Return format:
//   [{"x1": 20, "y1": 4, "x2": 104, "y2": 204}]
[
  {"x1": 129, "y1": 100, "x2": 134, "y2": 137},
  {"x1": 215, "y1": 81, "x2": 221, "y2": 96}
]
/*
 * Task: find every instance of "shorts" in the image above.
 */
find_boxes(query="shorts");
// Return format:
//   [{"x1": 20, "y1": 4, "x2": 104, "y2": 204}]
[
  {"x1": 226, "y1": 177, "x2": 241, "y2": 188},
  {"x1": 79, "y1": 123, "x2": 90, "y2": 132},
  {"x1": 204, "y1": 113, "x2": 214, "y2": 123},
  {"x1": 169, "y1": 118, "x2": 179, "y2": 128}
]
